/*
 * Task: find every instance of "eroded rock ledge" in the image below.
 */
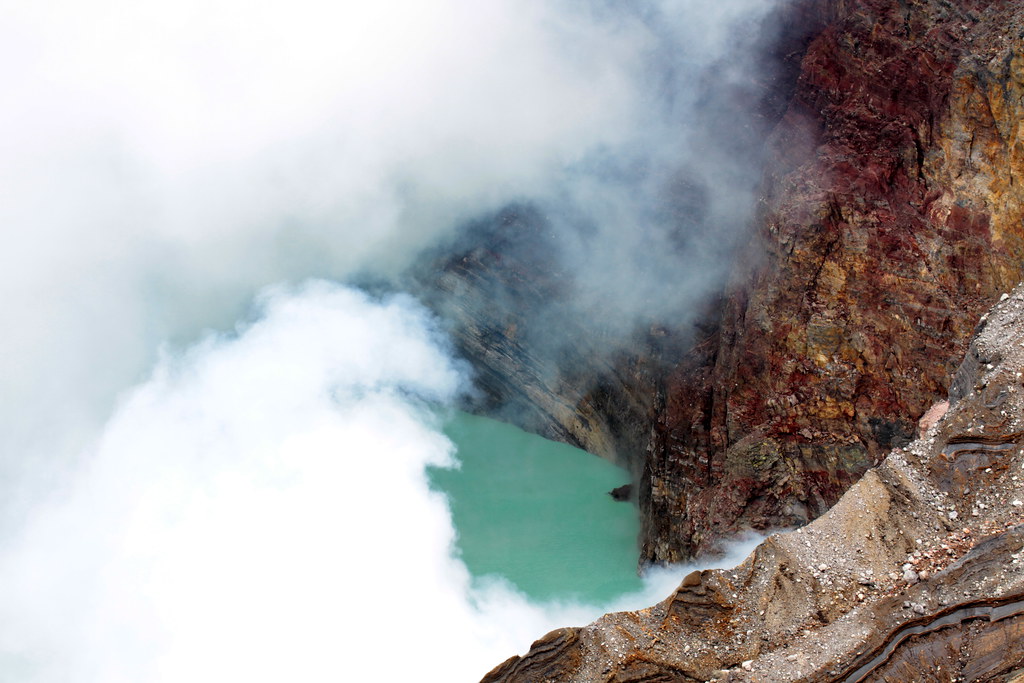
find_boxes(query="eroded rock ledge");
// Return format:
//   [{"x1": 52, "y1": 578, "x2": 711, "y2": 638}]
[{"x1": 482, "y1": 283, "x2": 1024, "y2": 682}]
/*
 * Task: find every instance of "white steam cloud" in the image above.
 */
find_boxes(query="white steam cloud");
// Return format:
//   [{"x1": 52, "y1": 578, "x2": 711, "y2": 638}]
[
  {"x1": 0, "y1": 0, "x2": 648, "y2": 488},
  {"x1": 0, "y1": 282, "x2": 764, "y2": 681},
  {"x1": 0, "y1": 0, "x2": 781, "y2": 680}
]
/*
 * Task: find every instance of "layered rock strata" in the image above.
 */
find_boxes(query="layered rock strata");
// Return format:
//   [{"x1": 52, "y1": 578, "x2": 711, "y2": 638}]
[{"x1": 482, "y1": 282, "x2": 1024, "y2": 683}]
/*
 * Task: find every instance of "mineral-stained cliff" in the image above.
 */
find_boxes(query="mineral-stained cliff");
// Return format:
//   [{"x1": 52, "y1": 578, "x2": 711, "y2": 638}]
[
  {"x1": 428, "y1": 0, "x2": 1024, "y2": 677},
  {"x1": 482, "y1": 281, "x2": 1024, "y2": 683},
  {"x1": 414, "y1": 0, "x2": 1024, "y2": 568},
  {"x1": 643, "y1": 0, "x2": 1024, "y2": 564}
]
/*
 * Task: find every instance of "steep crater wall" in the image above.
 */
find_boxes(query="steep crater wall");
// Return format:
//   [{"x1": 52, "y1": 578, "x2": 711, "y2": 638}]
[
  {"x1": 410, "y1": 0, "x2": 1024, "y2": 566},
  {"x1": 644, "y1": 0, "x2": 1024, "y2": 563}
]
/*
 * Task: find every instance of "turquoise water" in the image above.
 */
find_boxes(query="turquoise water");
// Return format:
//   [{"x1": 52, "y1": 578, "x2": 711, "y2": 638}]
[{"x1": 429, "y1": 412, "x2": 642, "y2": 604}]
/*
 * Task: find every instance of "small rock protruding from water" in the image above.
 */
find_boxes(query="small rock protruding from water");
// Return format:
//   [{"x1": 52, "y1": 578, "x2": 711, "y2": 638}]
[{"x1": 609, "y1": 484, "x2": 633, "y2": 502}]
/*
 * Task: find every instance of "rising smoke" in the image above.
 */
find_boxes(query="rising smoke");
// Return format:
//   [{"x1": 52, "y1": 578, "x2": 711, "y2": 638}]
[{"x1": 0, "y1": 0, "x2": 783, "y2": 679}]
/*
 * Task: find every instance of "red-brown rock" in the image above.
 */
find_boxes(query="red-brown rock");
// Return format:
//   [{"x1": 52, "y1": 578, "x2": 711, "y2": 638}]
[{"x1": 641, "y1": 0, "x2": 1024, "y2": 564}]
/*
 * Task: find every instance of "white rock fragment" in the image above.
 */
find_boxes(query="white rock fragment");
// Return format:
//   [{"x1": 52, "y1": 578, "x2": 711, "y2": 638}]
[{"x1": 741, "y1": 660, "x2": 754, "y2": 671}]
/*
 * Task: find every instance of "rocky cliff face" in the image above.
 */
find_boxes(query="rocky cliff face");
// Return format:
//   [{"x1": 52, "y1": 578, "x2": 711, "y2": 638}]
[
  {"x1": 414, "y1": 0, "x2": 1024, "y2": 567},
  {"x1": 642, "y1": 0, "x2": 1024, "y2": 564},
  {"x1": 482, "y1": 282, "x2": 1024, "y2": 683},
  {"x1": 409, "y1": 2, "x2": 817, "y2": 482},
  {"x1": 408, "y1": 205, "x2": 677, "y2": 472},
  {"x1": 429, "y1": 1, "x2": 1024, "y2": 677}
]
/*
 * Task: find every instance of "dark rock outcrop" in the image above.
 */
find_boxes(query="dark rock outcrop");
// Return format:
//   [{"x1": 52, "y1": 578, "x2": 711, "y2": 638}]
[
  {"x1": 608, "y1": 484, "x2": 633, "y2": 502},
  {"x1": 482, "y1": 283, "x2": 1024, "y2": 682}
]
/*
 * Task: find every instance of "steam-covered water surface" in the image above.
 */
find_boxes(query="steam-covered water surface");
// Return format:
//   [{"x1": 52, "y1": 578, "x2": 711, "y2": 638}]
[
  {"x1": 0, "y1": 0, "x2": 781, "y2": 680},
  {"x1": 0, "y1": 282, "x2": 741, "y2": 681},
  {"x1": 433, "y1": 412, "x2": 641, "y2": 603},
  {"x1": 0, "y1": 284, "x2": 572, "y2": 681}
]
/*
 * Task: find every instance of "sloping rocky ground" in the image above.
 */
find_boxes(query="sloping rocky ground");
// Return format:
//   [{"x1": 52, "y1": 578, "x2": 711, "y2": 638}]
[{"x1": 482, "y1": 282, "x2": 1024, "y2": 683}]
